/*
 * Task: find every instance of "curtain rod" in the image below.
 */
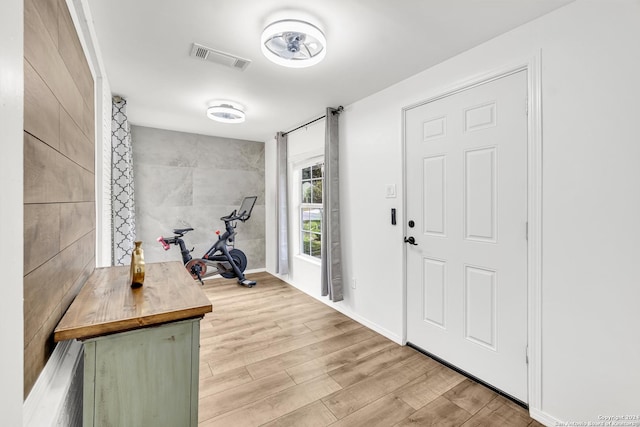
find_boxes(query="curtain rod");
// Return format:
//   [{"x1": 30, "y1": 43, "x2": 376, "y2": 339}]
[
  {"x1": 282, "y1": 115, "x2": 325, "y2": 137},
  {"x1": 282, "y1": 106, "x2": 343, "y2": 137}
]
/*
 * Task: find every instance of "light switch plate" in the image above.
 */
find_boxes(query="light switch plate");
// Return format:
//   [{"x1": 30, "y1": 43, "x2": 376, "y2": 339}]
[{"x1": 385, "y1": 184, "x2": 396, "y2": 198}]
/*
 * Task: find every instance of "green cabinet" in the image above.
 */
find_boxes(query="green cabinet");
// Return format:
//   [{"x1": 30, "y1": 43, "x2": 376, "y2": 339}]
[
  {"x1": 54, "y1": 262, "x2": 212, "y2": 427},
  {"x1": 82, "y1": 319, "x2": 201, "y2": 427}
]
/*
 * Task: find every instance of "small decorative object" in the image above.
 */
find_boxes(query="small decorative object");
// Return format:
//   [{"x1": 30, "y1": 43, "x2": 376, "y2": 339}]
[{"x1": 130, "y1": 241, "x2": 145, "y2": 288}]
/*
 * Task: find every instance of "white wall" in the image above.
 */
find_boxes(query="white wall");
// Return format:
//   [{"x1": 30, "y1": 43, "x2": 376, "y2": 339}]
[
  {"x1": 96, "y1": 75, "x2": 112, "y2": 267},
  {"x1": 66, "y1": 0, "x2": 113, "y2": 268},
  {"x1": 267, "y1": 117, "x2": 403, "y2": 341},
  {"x1": 285, "y1": 120, "x2": 325, "y2": 296},
  {"x1": 266, "y1": 0, "x2": 640, "y2": 422},
  {"x1": 0, "y1": 0, "x2": 24, "y2": 422}
]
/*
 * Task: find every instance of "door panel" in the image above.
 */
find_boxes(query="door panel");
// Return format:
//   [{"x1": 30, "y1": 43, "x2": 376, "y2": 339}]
[
  {"x1": 423, "y1": 155, "x2": 446, "y2": 236},
  {"x1": 423, "y1": 257, "x2": 446, "y2": 328},
  {"x1": 405, "y1": 70, "x2": 528, "y2": 402}
]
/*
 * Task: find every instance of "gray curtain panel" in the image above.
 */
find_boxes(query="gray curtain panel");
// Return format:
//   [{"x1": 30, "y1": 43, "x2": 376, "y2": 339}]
[
  {"x1": 111, "y1": 97, "x2": 136, "y2": 266},
  {"x1": 276, "y1": 132, "x2": 290, "y2": 275},
  {"x1": 321, "y1": 107, "x2": 343, "y2": 302}
]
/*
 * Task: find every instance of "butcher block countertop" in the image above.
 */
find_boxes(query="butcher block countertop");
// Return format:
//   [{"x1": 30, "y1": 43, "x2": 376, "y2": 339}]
[{"x1": 54, "y1": 261, "x2": 212, "y2": 342}]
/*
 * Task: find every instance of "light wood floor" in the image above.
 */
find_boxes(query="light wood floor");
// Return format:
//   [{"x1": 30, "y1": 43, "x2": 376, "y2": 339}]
[{"x1": 198, "y1": 272, "x2": 543, "y2": 427}]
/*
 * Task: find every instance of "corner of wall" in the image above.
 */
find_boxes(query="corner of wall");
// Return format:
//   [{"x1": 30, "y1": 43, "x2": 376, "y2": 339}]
[{"x1": 0, "y1": 0, "x2": 24, "y2": 423}]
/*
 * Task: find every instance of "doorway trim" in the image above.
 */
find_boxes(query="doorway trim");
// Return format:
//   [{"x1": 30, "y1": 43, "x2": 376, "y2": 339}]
[{"x1": 401, "y1": 52, "x2": 542, "y2": 410}]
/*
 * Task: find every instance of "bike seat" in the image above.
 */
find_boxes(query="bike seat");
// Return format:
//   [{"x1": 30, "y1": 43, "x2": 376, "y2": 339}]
[{"x1": 173, "y1": 227, "x2": 194, "y2": 235}]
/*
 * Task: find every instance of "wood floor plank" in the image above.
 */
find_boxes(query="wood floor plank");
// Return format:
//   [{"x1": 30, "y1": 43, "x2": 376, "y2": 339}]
[
  {"x1": 203, "y1": 325, "x2": 355, "y2": 376},
  {"x1": 199, "y1": 316, "x2": 252, "y2": 339},
  {"x1": 210, "y1": 291, "x2": 311, "y2": 314},
  {"x1": 199, "y1": 361, "x2": 212, "y2": 380},
  {"x1": 333, "y1": 318, "x2": 364, "y2": 333},
  {"x1": 276, "y1": 308, "x2": 347, "y2": 330},
  {"x1": 321, "y1": 354, "x2": 436, "y2": 419},
  {"x1": 328, "y1": 344, "x2": 418, "y2": 388},
  {"x1": 197, "y1": 273, "x2": 540, "y2": 426},
  {"x1": 303, "y1": 314, "x2": 361, "y2": 331},
  {"x1": 394, "y1": 396, "x2": 473, "y2": 427},
  {"x1": 202, "y1": 272, "x2": 278, "y2": 297},
  {"x1": 286, "y1": 335, "x2": 396, "y2": 384},
  {"x1": 259, "y1": 401, "x2": 337, "y2": 427},
  {"x1": 200, "y1": 323, "x2": 312, "y2": 360},
  {"x1": 461, "y1": 395, "x2": 532, "y2": 427},
  {"x1": 198, "y1": 371, "x2": 295, "y2": 422},
  {"x1": 199, "y1": 366, "x2": 254, "y2": 399},
  {"x1": 329, "y1": 395, "x2": 415, "y2": 427},
  {"x1": 205, "y1": 300, "x2": 326, "y2": 331},
  {"x1": 394, "y1": 363, "x2": 466, "y2": 410},
  {"x1": 443, "y1": 379, "x2": 497, "y2": 415},
  {"x1": 245, "y1": 326, "x2": 377, "y2": 380},
  {"x1": 201, "y1": 320, "x2": 281, "y2": 345},
  {"x1": 200, "y1": 374, "x2": 342, "y2": 427},
  {"x1": 205, "y1": 286, "x2": 297, "y2": 308}
]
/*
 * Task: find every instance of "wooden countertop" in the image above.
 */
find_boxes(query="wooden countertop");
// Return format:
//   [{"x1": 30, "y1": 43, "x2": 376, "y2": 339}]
[{"x1": 54, "y1": 261, "x2": 212, "y2": 342}]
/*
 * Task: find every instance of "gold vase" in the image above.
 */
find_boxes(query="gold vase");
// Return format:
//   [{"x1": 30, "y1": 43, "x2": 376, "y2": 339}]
[{"x1": 130, "y1": 241, "x2": 145, "y2": 288}]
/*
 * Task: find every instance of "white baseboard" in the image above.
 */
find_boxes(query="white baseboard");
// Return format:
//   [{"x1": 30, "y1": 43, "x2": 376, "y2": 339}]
[
  {"x1": 274, "y1": 273, "x2": 403, "y2": 345},
  {"x1": 530, "y1": 407, "x2": 562, "y2": 427},
  {"x1": 327, "y1": 301, "x2": 403, "y2": 344},
  {"x1": 23, "y1": 339, "x2": 84, "y2": 427}
]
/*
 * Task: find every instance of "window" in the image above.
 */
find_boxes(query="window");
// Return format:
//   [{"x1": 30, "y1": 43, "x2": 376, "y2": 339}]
[{"x1": 300, "y1": 163, "x2": 323, "y2": 258}]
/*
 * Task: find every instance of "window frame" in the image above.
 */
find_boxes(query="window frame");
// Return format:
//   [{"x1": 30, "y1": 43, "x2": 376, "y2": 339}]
[{"x1": 298, "y1": 160, "x2": 324, "y2": 261}]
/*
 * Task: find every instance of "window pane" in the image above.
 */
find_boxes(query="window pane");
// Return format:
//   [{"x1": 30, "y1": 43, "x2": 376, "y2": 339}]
[
  {"x1": 300, "y1": 163, "x2": 324, "y2": 259},
  {"x1": 302, "y1": 167, "x2": 311, "y2": 180},
  {"x1": 304, "y1": 233, "x2": 312, "y2": 256},
  {"x1": 312, "y1": 180, "x2": 323, "y2": 203},
  {"x1": 301, "y1": 209, "x2": 312, "y2": 231},
  {"x1": 310, "y1": 233, "x2": 321, "y2": 258},
  {"x1": 308, "y1": 209, "x2": 322, "y2": 232},
  {"x1": 302, "y1": 182, "x2": 312, "y2": 203}
]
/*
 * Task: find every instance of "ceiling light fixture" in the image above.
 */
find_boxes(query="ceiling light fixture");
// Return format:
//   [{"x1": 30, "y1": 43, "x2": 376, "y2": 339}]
[
  {"x1": 261, "y1": 19, "x2": 326, "y2": 68},
  {"x1": 206, "y1": 102, "x2": 245, "y2": 124}
]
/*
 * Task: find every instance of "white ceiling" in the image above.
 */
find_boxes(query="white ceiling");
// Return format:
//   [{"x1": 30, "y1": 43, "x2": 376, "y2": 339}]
[{"x1": 87, "y1": 0, "x2": 574, "y2": 142}]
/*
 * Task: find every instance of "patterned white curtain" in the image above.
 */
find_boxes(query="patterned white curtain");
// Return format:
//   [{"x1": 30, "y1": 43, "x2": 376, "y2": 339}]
[{"x1": 111, "y1": 96, "x2": 136, "y2": 265}]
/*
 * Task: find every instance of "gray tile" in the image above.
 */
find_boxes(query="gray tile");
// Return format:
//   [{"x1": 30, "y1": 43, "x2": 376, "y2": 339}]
[
  {"x1": 134, "y1": 164, "x2": 194, "y2": 208},
  {"x1": 130, "y1": 125, "x2": 265, "y2": 270}
]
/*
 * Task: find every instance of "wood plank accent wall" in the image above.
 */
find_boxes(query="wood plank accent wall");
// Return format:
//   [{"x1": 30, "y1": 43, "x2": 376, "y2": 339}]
[{"x1": 23, "y1": 0, "x2": 96, "y2": 398}]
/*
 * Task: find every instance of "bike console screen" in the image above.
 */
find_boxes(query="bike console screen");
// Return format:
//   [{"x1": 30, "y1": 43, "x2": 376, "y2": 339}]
[{"x1": 237, "y1": 196, "x2": 257, "y2": 221}]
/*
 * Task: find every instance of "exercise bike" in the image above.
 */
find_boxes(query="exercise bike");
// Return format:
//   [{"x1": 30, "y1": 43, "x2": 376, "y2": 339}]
[{"x1": 157, "y1": 196, "x2": 258, "y2": 287}]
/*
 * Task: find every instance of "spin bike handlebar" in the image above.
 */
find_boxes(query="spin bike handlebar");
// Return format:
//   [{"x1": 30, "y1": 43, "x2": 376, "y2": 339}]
[
  {"x1": 220, "y1": 209, "x2": 250, "y2": 223},
  {"x1": 157, "y1": 236, "x2": 171, "y2": 251}
]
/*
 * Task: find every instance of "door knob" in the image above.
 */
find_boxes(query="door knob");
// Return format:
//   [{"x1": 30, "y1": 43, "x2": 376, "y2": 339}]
[{"x1": 404, "y1": 236, "x2": 418, "y2": 246}]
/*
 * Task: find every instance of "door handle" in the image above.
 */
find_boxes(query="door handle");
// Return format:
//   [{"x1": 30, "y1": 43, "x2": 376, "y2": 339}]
[{"x1": 404, "y1": 236, "x2": 418, "y2": 246}]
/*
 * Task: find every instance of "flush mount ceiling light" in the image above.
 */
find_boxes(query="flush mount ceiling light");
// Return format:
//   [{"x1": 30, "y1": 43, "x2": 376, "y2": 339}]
[
  {"x1": 261, "y1": 19, "x2": 326, "y2": 68},
  {"x1": 206, "y1": 102, "x2": 245, "y2": 124}
]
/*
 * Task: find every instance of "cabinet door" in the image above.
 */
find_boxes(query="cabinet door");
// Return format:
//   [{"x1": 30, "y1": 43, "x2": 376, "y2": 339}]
[{"x1": 84, "y1": 320, "x2": 199, "y2": 427}]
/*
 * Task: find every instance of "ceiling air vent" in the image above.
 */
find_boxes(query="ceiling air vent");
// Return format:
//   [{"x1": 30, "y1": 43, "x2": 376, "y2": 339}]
[{"x1": 189, "y1": 43, "x2": 251, "y2": 71}]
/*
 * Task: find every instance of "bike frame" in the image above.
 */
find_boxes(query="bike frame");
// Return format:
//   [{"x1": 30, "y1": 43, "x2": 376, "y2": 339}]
[
  {"x1": 198, "y1": 218, "x2": 245, "y2": 279},
  {"x1": 158, "y1": 196, "x2": 257, "y2": 286}
]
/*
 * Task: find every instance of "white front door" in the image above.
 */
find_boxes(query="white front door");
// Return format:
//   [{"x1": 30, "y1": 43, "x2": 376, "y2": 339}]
[{"x1": 405, "y1": 70, "x2": 528, "y2": 402}]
